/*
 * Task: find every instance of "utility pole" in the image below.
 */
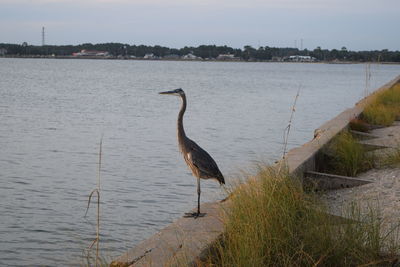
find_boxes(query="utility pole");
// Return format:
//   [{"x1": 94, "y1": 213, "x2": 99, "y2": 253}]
[{"x1": 42, "y1": 27, "x2": 45, "y2": 46}]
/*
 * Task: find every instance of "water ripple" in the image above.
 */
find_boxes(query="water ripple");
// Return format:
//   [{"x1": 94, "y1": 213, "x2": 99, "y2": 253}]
[{"x1": 1, "y1": 58, "x2": 399, "y2": 266}]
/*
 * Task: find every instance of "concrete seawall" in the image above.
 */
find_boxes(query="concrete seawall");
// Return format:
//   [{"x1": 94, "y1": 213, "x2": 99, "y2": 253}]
[{"x1": 111, "y1": 75, "x2": 400, "y2": 267}]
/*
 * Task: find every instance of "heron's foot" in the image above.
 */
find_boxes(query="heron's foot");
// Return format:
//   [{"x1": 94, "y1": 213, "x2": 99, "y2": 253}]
[{"x1": 184, "y1": 212, "x2": 206, "y2": 218}]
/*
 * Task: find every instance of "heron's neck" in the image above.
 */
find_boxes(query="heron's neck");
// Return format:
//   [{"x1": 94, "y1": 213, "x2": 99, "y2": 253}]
[{"x1": 177, "y1": 94, "x2": 187, "y2": 148}]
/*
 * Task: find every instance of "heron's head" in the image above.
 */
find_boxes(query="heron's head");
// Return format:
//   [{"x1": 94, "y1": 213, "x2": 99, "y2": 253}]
[{"x1": 159, "y1": 88, "x2": 185, "y2": 97}]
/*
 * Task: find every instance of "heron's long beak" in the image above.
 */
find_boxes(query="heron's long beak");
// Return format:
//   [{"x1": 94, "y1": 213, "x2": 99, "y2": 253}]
[{"x1": 159, "y1": 90, "x2": 175, "y2": 95}]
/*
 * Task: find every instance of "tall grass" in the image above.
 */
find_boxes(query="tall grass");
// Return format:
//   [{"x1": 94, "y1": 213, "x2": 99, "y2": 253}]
[
  {"x1": 205, "y1": 167, "x2": 399, "y2": 267},
  {"x1": 362, "y1": 82, "x2": 400, "y2": 126},
  {"x1": 363, "y1": 104, "x2": 397, "y2": 126},
  {"x1": 326, "y1": 131, "x2": 373, "y2": 177},
  {"x1": 382, "y1": 144, "x2": 400, "y2": 168}
]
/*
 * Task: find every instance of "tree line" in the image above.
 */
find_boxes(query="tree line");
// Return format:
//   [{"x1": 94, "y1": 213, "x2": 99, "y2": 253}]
[{"x1": 1, "y1": 42, "x2": 399, "y2": 62}]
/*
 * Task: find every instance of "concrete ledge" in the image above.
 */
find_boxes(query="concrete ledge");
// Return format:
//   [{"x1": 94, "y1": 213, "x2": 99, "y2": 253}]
[
  {"x1": 111, "y1": 202, "x2": 228, "y2": 267},
  {"x1": 285, "y1": 75, "x2": 400, "y2": 177},
  {"x1": 112, "y1": 75, "x2": 400, "y2": 266}
]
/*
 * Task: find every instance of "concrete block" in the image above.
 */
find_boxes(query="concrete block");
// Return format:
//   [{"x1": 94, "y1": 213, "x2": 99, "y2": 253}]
[
  {"x1": 349, "y1": 130, "x2": 379, "y2": 140},
  {"x1": 304, "y1": 171, "x2": 373, "y2": 190}
]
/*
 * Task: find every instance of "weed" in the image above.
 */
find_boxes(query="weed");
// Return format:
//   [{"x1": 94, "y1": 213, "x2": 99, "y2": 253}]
[
  {"x1": 382, "y1": 144, "x2": 400, "y2": 168},
  {"x1": 362, "y1": 82, "x2": 400, "y2": 126},
  {"x1": 326, "y1": 131, "x2": 373, "y2": 176},
  {"x1": 362, "y1": 103, "x2": 397, "y2": 127},
  {"x1": 282, "y1": 87, "x2": 300, "y2": 160},
  {"x1": 205, "y1": 167, "x2": 399, "y2": 267},
  {"x1": 84, "y1": 136, "x2": 103, "y2": 267}
]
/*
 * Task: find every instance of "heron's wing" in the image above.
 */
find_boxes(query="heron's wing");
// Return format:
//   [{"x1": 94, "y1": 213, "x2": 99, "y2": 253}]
[{"x1": 187, "y1": 140, "x2": 222, "y2": 179}]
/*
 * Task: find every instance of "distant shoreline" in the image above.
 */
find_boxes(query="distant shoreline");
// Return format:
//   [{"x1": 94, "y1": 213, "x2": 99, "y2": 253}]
[{"x1": 2, "y1": 55, "x2": 400, "y2": 65}]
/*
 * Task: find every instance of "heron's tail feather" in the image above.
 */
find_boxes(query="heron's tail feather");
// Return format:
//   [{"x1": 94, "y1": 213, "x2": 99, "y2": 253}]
[{"x1": 218, "y1": 174, "x2": 225, "y2": 185}]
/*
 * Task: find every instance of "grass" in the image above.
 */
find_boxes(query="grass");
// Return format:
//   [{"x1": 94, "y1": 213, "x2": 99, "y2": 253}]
[
  {"x1": 199, "y1": 83, "x2": 400, "y2": 266},
  {"x1": 203, "y1": 167, "x2": 399, "y2": 267},
  {"x1": 362, "y1": 82, "x2": 400, "y2": 126},
  {"x1": 381, "y1": 144, "x2": 400, "y2": 168},
  {"x1": 325, "y1": 131, "x2": 373, "y2": 177},
  {"x1": 363, "y1": 104, "x2": 397, "y2": 127}
]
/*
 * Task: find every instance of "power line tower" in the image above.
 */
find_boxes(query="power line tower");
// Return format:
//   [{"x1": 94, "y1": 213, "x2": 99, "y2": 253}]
[{"x1": 42, "y1": 27, "x2": 45, "y2": 46}]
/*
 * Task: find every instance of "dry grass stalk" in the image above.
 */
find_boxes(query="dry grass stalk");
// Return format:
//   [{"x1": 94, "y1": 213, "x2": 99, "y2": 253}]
[
  {"x1": 84, "y1": 136, "x2": 103, "y2": 267},
  {"x1": 282, "y1": 86, "x2": 300, "y2": 160}
]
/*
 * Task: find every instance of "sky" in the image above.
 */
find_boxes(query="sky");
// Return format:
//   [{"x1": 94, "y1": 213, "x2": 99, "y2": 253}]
[{"x1": 0, "y1": 0, "x2": 399, "y2": 51}]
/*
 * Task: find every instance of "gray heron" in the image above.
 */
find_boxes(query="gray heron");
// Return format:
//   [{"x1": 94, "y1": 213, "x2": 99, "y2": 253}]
[{"x1": 159, "y1": 88, "x2": 225, "y2": 217}]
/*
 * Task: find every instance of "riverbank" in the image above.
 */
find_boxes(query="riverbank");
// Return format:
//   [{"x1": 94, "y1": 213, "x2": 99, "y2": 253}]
[
  {"x1": 2, "y1": 55, "x2": 400, "y2": 64},
  {"x1": 199, "y1": 81, "x2": 400, "y2": 266},
  {"x1": 110, "y1": 76, "x2": 400, "y2": 266},
  {"x1": 202, "y1": 107, "x2": 400, "y2": 266}
]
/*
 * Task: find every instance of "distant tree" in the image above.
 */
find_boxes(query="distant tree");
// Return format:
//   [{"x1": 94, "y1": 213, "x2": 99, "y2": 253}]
[
  {"x1": 243, "y1": 45, "x2": 257, "y2": 60},
  {"x1": 255, "y1": 46, "x2": 272, "y2": 60},
  {"x1": 0, "y1": 42, "x2": 399, "y2": 62},
  {"x1": 312, "y1": 46, "x2": 322, "y2": 60}
]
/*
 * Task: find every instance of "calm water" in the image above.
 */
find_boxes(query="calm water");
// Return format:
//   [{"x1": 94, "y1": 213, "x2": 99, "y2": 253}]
[{"x1": 0, "y1": 58, "x2": 399, "y2": 266}]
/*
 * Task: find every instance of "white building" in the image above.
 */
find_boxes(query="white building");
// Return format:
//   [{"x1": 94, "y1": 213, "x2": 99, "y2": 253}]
[
  {"x1": 72, "y1": 50, "x2": 109, "y2": 57},
  {"x1": 144, "y1": 53, "x2": 156, "y2": 59},
  {"x1": 287, "y1": 55, "x2": 316, "y2": 62},
  {"x1": 182, "y1": 53, "x2": 199, "y2": 60},
  {"x1": 216, "y1": 54, "x2": 239, "y2": 61}
]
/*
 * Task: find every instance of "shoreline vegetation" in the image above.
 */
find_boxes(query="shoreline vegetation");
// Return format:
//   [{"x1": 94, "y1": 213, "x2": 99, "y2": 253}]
[
  {"x1": 200, "y1": 82, "x2": 400, "y2": 266},
  {"x1": 202, "y1": 167, "x2": 400, "y2": 267},
  {"x1": 1, "y1": 42, "x2": 400, "y2": 63},
  {"x1": 3, "y1": 55, "x2": 400, "y2": 65}
]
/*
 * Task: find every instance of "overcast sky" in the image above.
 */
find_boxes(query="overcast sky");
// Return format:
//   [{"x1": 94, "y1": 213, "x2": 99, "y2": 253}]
[{"x1": 1, "y1": 0, "x2": 399, "y2": 51}]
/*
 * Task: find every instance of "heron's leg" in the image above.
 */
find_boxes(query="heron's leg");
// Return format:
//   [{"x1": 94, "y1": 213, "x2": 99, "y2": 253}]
[
  {"x1": 194, "y1": 177, "x2": 205, "y2": 217},
  {"x1": 197, "y1": 177, "x2": 201, "y2": 214},
  {"x1": 184, "y1": 177, "x2": 205, "y2": 218}
]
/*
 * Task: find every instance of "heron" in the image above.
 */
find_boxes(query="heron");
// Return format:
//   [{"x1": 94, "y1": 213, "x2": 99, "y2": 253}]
[{"x1": 159, "y1": 88, "x2": 225, "y2": 218}]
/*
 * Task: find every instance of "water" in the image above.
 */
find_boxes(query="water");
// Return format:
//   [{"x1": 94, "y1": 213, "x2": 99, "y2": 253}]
[{"x1": 0, "y1": 58, "x2": 399, "y2": 266}]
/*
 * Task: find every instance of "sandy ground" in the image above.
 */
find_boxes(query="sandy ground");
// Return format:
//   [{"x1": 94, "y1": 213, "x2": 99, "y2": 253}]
[{"x1": 321, "y1": 121, "x2": 400, "y2": 240}]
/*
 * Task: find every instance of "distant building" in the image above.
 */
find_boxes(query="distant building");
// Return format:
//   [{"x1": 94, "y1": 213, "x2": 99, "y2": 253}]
[
  {"x1": 0, "y1": 48, "x2": 7, "y2": 56},
  {"x1": 285, "y1": 55, "x2": 316, "y2": 62},
  {"x1": 72, "y1": 50, "x2": 109, "y2": 57},
  {"x1": 143, "y1": 53, "x2": 156, "y2": 59},
  {"x1": 216, "y1": 54, "x2": 239, "y2": 60},
  {"x1": 182, "y1": 53, "x2": 199, "y2": 60}
]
